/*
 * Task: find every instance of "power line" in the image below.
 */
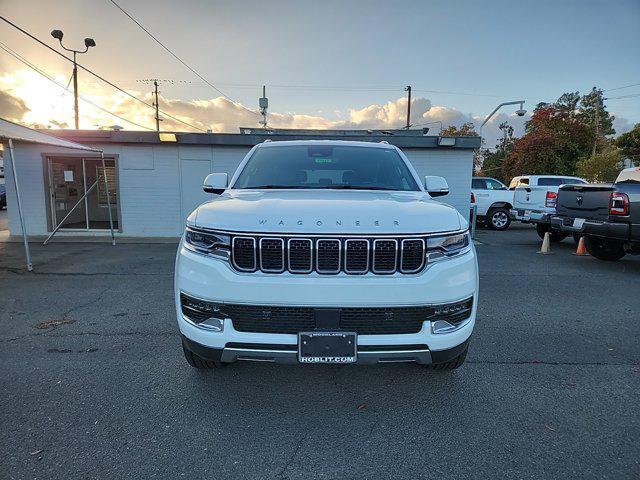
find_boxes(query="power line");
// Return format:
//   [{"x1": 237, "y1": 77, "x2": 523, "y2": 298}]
[
  {"x1": 604, "y1": 82, "x2": 640, "y2": 92},
  {"x1": 108, "y1": 0, "x2": 260, "y2": 118},
  {"x1": 605, "y1": 92, "x2": 640, "y2": 100},
  {"x1": 0, "y1": 15, "x2": 206, "y2": 132},
  {"x1": 0, "y1": 42, "x2": 155, "y2": 131}
]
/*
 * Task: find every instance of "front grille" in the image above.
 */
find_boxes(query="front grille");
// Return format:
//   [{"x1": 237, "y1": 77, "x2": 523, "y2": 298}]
[
  {"x1": 181, "y1": 294, "x2": 474, "y2": 335},
  {"x1": 231, "y1": 234, "x2": 436, "y2": 275},
  {"x1": 229, "y1": 304, "x2": 432, "y2": 335}
]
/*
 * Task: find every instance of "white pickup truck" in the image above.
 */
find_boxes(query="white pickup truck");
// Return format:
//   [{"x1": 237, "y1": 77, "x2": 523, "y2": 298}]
[
  {"x1": 509, "y1": 175, "x2": 588, "y2": 241},
  {"x1": 471, "y1": 177, "x2": 514, "y2": 230}
]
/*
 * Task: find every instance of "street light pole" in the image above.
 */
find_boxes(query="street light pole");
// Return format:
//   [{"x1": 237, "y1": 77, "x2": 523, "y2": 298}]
[
  {"x1": 51, "y1": 30, "x2": 96, "y2": 129},
  {"x1": 478, "y1": 100, "x2": 526, "y2": 144}
]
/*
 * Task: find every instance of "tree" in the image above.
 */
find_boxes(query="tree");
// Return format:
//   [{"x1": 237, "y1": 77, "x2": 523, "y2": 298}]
[
  {"x1": 501, "y1": 102, "x2": 592, "y2": 180},
  {"x1": 440, "y1": 122, "x2": 478, "y2": 137},
  {"x1": 579, "y1": 87, "x2": 615, "y2": 137},
  {"x1": 576, "y1": 141, "x2": 624, "y2": 182},
  {"x1": 616, "y1": 123, "x2": 640, "y2": 165},
  {"x1": 477, "y1": 122, "x2": 515, "y2": 181},
  {"x1": 555, "y1": 92, "x2": 581, "y2": 112}
]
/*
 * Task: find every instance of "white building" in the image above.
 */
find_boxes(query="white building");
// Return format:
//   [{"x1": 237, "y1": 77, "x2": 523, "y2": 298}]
[{"x1": 3, "y1": 129, "x2": 480, "y2": 238}]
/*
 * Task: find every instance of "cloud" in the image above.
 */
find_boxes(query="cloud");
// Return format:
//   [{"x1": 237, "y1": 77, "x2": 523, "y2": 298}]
[
  {"x1": 0, "y1": 90, "x2": 29, "y2": 121},
  {"x1": 10, "y1": 67, "x2": 629, "y2": 149}
]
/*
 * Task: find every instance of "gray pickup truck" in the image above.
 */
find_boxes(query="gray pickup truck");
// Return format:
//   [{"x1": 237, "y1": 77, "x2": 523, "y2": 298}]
[{"x1": 551, "y1": 167, "x2": 640, "y2": 261}]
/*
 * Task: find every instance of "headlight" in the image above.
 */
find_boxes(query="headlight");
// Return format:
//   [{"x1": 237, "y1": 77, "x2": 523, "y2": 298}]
[
  {"x1": 426, "y1": 231, "x2": 471, "y2": 261},
  {"x1": 184, "y1": 227, "x2": 230, "y2": 258}
]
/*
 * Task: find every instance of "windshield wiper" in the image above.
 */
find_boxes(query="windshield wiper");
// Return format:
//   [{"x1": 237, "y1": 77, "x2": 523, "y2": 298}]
[
  {"x1": 244, "y1": 185, "x2": 310, "y2": 189},
  {"x1": 320, "y1": 185, "x2": 397, "y2": 191}
]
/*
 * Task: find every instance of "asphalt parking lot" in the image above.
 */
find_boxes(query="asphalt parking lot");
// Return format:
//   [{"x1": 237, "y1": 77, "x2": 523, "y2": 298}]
[{"x1": 1, "y1": 222, "x2": 639, "y2": 480}]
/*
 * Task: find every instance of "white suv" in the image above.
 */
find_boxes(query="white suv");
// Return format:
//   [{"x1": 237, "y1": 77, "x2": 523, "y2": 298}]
[{"x1": 175, "y1": 140, "x2": 478, "y2": 370}]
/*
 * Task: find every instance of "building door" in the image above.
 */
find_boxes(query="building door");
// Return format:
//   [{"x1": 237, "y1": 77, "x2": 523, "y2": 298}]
[
  {"x1": 47, "y1": 157, "x2": 119, "y2": 230},
  {"x1": 48, "y1": 157, "x2": 87, "y2": 229}
]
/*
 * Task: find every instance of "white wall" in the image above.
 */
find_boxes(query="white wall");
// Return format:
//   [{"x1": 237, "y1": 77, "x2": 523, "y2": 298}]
[
  {"x1": 403, "y1": 148, "x2": 473, "y2": 216},
  {"x1": 5, "y1": 141, "x2": 471, "y2": 237}
]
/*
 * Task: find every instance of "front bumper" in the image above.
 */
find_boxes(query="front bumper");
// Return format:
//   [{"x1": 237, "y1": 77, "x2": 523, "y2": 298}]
[
  {"x1": 182, "y1": 334, "x2": 471, "y2": 365},
  {"x1": 510, "y1": 208, "x2": 551, "y2": 224},
  {"x1": 175, "y1": 241, "x2": 478, "y2": 363},
  {"x1": 550, "y1": 215, "x2": 631, "y2": 241}
]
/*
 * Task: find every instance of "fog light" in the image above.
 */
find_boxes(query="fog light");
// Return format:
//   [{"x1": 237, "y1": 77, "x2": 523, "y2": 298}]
[
  {"x1": 429, "y1": 297, "x2": 473, "y2": 334},
  {"x1": 180, "y1": 293, "x2": 227, "y2": 331},
  {"x1": 431, "y1": 320, "x2": 457, "y2": 334}
]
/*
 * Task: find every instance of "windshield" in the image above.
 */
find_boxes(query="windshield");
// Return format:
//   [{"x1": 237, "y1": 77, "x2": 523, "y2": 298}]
[{"x1": 233, "y1": 144, "x2": 420, "y2": 191}]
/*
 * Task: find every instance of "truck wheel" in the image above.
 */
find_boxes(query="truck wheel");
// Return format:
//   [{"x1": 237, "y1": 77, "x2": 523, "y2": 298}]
[
  {"x1": 430, "y1": 347, "x2": 468, "y2": 371},
  {"x1": 182, "y1": 340, "x2": 219, "y2": 369},
  {"x1": 583, "y1": 236, "x2": 626, "y2": 261},
  {"x1": 487, "y1": 208, "x2": 511, "y2": 230},
  {"x1": 536, "y1": 223, "x2": 566, "y2": 242}
]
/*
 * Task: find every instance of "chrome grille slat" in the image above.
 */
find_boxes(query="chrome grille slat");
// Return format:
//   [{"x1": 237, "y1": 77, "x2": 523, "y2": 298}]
[
  {"x1": 259, "y1": 238, "x2": 285, "y2": 272},
  {"x1": 231, "y1": 235, "x2": 427, "y2": 275},
  {"x1": 288, "y1": 238, "x2": 313, "y2": 273},
  {"x1": 345, "y1": 239, "x2": 369, "y2": 273},
  {"x1": 372, "y1": 239, "x2": 397, "y2": 273},
  {"x1": 400, "y1": 239, "x2": 425, "y2": 273},
  {"x1": 316, "y1": 239, "x2": 341, "y2": 274},
  {"x1": 232, "y1": 237, "x2": 256, "y2": 271}
]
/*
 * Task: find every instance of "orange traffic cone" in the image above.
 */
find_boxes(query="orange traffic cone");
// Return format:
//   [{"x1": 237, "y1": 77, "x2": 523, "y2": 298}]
[
  {"x1": 574, "y1": 236, "x2": 589, "y2": 256},
  {"x1": 537, "y1": 231, "x2": 553, "y2": 255}
]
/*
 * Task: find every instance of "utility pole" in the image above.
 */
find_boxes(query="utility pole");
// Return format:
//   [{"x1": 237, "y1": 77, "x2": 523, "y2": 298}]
[
  {"x1": 592, "y1": 88, "x2": 600, "y2": 156},
  {"x1": 405, "y1": 85, "x2": 412, "y2": 129},
  {"x1": 50, "y1": 30, "x2": 96, "y2": 129},
  {"x1": 259, "y1": 85, "x2": 268, "y2": 128},
  {"x1": 153, "y1": 80, "x2": 161, "y2": 132}
]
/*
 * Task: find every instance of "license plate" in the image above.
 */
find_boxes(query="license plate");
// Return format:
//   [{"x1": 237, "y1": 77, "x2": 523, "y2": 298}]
[
  {"x1": 298, "y1": 332, "x2": 357, "y2": 364},
  {"x1": 573, "y1": 218, "x2": 585, "y2": 229},
  {"x1": 524, "y1": 209, "x2": 532, "y2": 216}
]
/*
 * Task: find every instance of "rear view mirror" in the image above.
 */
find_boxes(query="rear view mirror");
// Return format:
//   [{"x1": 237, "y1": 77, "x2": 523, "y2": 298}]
[
  {"x1": 424, "y1": 176, "x2": 449, "y2": 197},
  {"x1": 203, "y1": 173, "x2": 228, "y2": 195}
]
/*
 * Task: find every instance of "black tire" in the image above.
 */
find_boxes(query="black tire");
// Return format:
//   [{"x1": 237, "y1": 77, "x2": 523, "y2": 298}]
[
  {"x1": 487, "y1": 207, "x2": 511, "y2": 230},
  {"x1": 182, "y1": 340, "x2": 218, "y2": 369},
  {"x1": 430, "y1": 347, "x2": 468, "y2": 371},
  {"x1": 536, "y1": 223, "x2": 566, "y2": 243},
  {"x1": 583, "y1": 236, "x2": 626, "y2": 261}
]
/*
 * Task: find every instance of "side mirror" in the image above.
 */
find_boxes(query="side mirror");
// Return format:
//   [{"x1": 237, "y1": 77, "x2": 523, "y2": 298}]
[
  {"x1": 203, "y1": 173, "x2": 228, "y2": 195},
  {"x1": 424, "y1": 176, "x2": 449, "y2": 197}
]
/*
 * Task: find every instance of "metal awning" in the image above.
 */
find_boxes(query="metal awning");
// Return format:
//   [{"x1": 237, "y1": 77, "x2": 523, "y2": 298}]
[{"x1": 0, "y1": 118, "x2": 115, "y2": 271}]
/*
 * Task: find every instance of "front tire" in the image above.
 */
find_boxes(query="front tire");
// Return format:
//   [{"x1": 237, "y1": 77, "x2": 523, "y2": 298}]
[
  {"x1": 182, "y1": 340, "x2": 219, "y2": 369},
  {"x1": 583, "y1": 236, "x2": 626, "y2": 261},
  {"x1": 536, "y1": 223, "x2": 566, "y2": 242},
  {"x1": 430, "y1": 347, "x2": 468, "y2": 371},
  {"x1": 487, "y1": 208, "x2": 511, "y2": 230}
]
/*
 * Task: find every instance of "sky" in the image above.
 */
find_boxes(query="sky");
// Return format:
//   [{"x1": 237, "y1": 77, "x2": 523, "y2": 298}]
[{"x1": 0, "y1": 0, "x2": 639, "y2": 148}]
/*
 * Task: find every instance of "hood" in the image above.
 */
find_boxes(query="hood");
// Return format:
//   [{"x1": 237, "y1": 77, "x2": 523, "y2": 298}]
[{"x1": 192, "y1": 190, "x2": 462, "y2": 234}]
